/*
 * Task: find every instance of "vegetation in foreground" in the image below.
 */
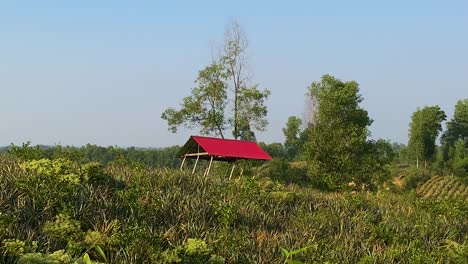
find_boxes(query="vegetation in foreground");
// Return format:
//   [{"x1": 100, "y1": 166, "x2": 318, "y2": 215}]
[{"x1": 1, "y1": 155, "x2": 467, "y2": 263}]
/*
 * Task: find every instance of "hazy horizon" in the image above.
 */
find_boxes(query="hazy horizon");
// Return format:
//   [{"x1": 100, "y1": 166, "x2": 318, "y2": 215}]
[{"x1": 1, "y1": 1, "x2": 467, "y2": 148}]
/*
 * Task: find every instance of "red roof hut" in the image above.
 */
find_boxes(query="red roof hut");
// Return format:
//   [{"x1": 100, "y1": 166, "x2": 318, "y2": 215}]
[{"x1": 177, "y1": 135, "x2": 272, "y2": 177}]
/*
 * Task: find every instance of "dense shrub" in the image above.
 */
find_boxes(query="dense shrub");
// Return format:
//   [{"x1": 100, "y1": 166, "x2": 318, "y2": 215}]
[{"x1": 256, "y1": 159, "x2": 307, "y2": 184}]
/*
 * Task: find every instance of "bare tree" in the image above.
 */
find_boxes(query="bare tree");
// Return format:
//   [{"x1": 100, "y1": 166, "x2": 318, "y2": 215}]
[
  {"x1": 221, "y1": 20, "x2": 269, "y2": 140},
  {"x1": 302, "y1": 96, "x2": 318, "y2": 129}
]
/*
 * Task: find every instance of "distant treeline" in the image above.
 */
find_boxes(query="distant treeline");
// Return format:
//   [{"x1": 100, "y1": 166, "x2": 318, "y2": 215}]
[
  {"x1": 1, "y1": 143, "x2": 181, "y2": 168},
  {"x1": 0, "y1": 141, "x2": 320, "y2": 168},
  {"x1": 1, "y1": 139, "x2": 403, "y2": 169}
]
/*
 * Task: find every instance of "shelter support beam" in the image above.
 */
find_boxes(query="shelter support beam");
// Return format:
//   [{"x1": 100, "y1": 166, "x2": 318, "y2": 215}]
[
  {"x1": 180, "y1": 156, "x2": 186, "y2": 170},
  {"x1": 229, "y1": 163, "x2": 236, "y2": 180},
  {"x1": 183, "y1": 152, "x2": 209, "y2": 157},
  {"x1": 204, "y1": 156, "x2": 214, "y2": 176},
  {"x1": 192, "y1": 155, "x2": 200, "y2": 175}
]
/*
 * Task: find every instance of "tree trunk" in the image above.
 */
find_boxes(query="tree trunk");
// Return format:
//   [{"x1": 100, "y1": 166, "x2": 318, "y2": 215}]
[
  {"x1": 234, "y1": 86, "x2": 238, "y2": 140},
  {"x1": 416, "y1": 154, "x2": 419, "y2": 169}
]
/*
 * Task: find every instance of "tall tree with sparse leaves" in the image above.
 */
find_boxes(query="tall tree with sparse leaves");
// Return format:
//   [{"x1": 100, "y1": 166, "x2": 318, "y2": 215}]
[{"x1": 162, "y1": 21, "x2": 270, "y2": 140}]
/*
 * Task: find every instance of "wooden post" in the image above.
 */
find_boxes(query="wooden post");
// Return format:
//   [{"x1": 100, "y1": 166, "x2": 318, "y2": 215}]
[
  {"x1": 224, "y1": 162, "x2": 232, "y2": 177},
  {"x1": 180, "y1": 156, "x2": 186, "y2": 170},
  {"x1": 192, "y1": 155, "x2": 200, "y2": 175},
  {"x1": 229, "y1": 163, "x2": 236, "y2": 180},
  {"x1": 204, "y1": 156, "x2": 214, "y2": 176}
]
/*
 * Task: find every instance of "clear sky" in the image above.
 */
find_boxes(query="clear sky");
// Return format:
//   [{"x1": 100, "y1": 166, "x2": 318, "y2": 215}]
[{"x1": 1, "y1": 0, "x2": 467, "y2": 147}]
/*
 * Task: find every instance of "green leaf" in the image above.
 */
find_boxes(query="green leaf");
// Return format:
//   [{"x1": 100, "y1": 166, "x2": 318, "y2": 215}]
[
  {"x1": 94, "y1": 245, "x2": 107, "y2": 262},
  {"x1": 280, "y1": 247, "x2": 290, "y2": 257},
  {"x1": 290, "y1": 246, "x2": 308, "y2": 255},
  {"x1": 83, "y1": 253, "x2": 92, "y2": 264},
  {"x1": 286, "y1": 260, "x2": 304, "y2": 264}
]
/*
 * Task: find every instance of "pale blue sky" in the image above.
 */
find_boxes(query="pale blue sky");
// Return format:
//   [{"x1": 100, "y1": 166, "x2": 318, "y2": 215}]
[{"x1": 1, "y1": 1, "x2": 467, "y2": 147}]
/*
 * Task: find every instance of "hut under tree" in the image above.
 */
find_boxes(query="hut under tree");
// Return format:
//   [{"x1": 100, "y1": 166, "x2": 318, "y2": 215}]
[{"x1": 177, "y1": 135, "x2": 272, "y2": 178}]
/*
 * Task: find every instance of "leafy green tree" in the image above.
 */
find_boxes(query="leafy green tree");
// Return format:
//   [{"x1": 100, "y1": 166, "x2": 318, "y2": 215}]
[
  {"x1": 282, "y1": 116, "x2": 302, "y2": 160},
  {"x1": 236, "y1": 84, "x2": 270, "y2": 140},
  {"x1": 258, "y1": 142, "x2": 287, "y2": 159},
  {"x1": 408, "y1": 106, "x2": 446, "y2": 168},
  {"x1": 303, "y1": 75, "x2": 387, "y2": 190},
  {"x1": 452, "y1": 139, "x2": 468, "y2": 177},
  {"x1": 441, "y1": 99, "x2": 468, "y2": 146},
  {"x1": 439, "y1": 99, "x2": 468, "y2": 174},
  {"x1": 391, "y1": 142, "x2": 409, "y2": 165},
  {"x1": 162, "y1": 63, "x2": 228, "y2": 138},
  {"x1": 162, "y1": 21, "x2": 270, "y2": 140}
]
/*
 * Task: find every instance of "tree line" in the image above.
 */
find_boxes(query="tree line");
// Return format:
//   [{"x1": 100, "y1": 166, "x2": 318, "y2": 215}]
[
  {"x1": 160, "y1": 21, "x2": 468, "y2": 190},
  {"x1": 2, "y1": 143, "x2": 181, "y2": 168}
]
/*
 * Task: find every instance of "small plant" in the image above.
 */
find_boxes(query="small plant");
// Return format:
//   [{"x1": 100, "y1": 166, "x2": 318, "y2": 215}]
[
  {"x1": 81, "y1": 244, "x2": 107, "y2": 264},
  {"x1": 157, "y1": 238, "x2": 224, "y2": 264},
  {"x1": 280, "y1": 246, "x2": 308, "y2": 264},
  {"x1": 42, "y1": 213, "x2": 82, "y2": 242},
  {"x1": 2, "y1": 239, "x2": 26, "y2": 256}
]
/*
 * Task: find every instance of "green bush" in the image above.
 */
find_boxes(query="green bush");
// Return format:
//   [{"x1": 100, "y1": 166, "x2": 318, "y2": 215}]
[
  {"x1": 256, "y1": 158, "x2": 307, "y2": 184},
  {"x1": 403, "y1": 167, "x2": 431, "y2": 190}
]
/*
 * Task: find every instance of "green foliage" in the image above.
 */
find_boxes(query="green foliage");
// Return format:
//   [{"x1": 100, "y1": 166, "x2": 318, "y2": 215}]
[
  {"x1": 213, "y1": 202, "x2": 238, "y2": 228},
  {"x1": 283, "y1": 116, "x2": 302, "y2": 160},
  {"x1": 391, "y1": 142, "x2": 410, "y2": 165},
  {"x1": 259, "y1": 142, "x2": 288, "y2": 160},
  {"x1": 162, "y1": 21, "x2": 270, "y2": 140},
  {"x1": 408, "y1": 105, "x2": 446, "y2": 168},
  {"x1": 161, "y1": 63, "x2": 270, "y2": 140},
  {"x1": 304, "y1": 75, "x2": 390, "y2": 190},
  {"x1": 21, "y1": 159, "x2": 82, "y2": 185},
  {"x1": 42, "y1": 214, "x2": 82, "y2": 242},
  {"x1": 281, "y1": 246, "x2": 310, "y2": 264},
  {"x1": 256, "y1": 158, "x2": 308, "y2": 184},
  {"x1": 161, "y1": 63, "x2": 228, "y2": 137},
  {"x1": 18, "y1": 250, "x2": 74, "y2": 264},
  {"x1": 8, "y1": 141, "x2": 44, "y2": 161},
  {"x1": 4, "y1": 143, "x2": 182, "y2": 169},
  {"x1": 17, "y1": 246, "x2": 106, "y2": 264},
  {"x1": 451, "y1": 139, "x2": 468, "y2": 177},
  {"x1": 1, "y1": 156, "x2": 467, "y2": 263},
  {"x1": 403, "y1": 167, "x2": 431, "y2": 190},
  {"x1": 441, "y1": 99, "x2": 468, "y2": 148},
  {"x1": 3, "y1": 239, "x2": 26, "y2": 256},
  {"x1": 157, "y1": 238, "x2": 224, "y2": 264},
  {"x1": 235, "y1": 84, "x2": 271, "y2": 141}
]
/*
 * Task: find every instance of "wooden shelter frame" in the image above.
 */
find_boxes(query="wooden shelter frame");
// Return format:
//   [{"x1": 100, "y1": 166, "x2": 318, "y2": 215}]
[
  {"x1": 177, "y1": 136, "x2": 271, "y2": 178},
  {"x1": 179, "y1": 148, "x2": 237, "y2": 178}
]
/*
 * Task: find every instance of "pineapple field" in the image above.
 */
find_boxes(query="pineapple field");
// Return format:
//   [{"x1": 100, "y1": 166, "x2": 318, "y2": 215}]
[
  {"x1": 1, "y1": 155, "x2": 467, "y2": 263},
  {"x1": 417, "y1": 176, "x2": 468, "y2": 201}
]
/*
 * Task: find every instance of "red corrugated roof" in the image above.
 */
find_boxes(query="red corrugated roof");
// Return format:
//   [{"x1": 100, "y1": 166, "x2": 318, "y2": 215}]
[{"x1": 178, "y1": 135, "x2": 272, "y2": 161}]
